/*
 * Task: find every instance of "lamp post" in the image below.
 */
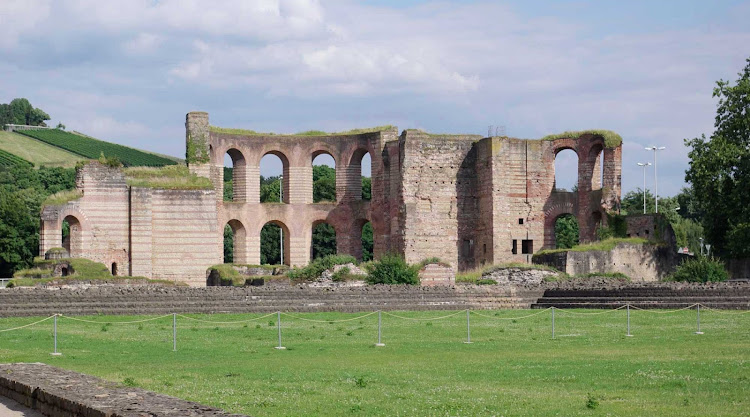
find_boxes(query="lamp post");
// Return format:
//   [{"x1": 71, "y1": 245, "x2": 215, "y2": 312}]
[
  {"x1": 279, "y1": 174, "x2": 284, "y2": 266},
  {"x1": 645, "y1": 146, "x2": 665, "y2": 213},
  {"x1": 637, "y1": 162, "x2": 652, "y2": 214}
]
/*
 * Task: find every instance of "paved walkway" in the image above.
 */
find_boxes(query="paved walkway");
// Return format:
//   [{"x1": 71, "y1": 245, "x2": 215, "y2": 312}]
[{"x1": 0, "y1": 395, "x2": 45, "y2": 417}]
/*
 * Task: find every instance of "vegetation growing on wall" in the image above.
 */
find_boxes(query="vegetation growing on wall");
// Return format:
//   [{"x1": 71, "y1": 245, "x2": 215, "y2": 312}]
[
  {"x1": 210, "y1": 125, "x2": 393, "y2": 137},
  {"x1": 124, "y1": 165, "x2": 212, "y2": 190},
  {"x1": 541, "y1": 130, "x2": 622, "y2": 148},
  {"x1": 185, "y1": 131, "x2": 209, "y2": 164}
]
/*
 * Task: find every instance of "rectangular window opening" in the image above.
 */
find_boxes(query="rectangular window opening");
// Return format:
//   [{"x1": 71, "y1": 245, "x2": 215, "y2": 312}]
[
  {"x1": 512, "y1": 240, "x2": 517, "y2": 255},
  {"x1": 518, "y1": 218, "x2": 524, "y2": 225},
  {"x1": 522, "y1": 239, "x2": 533, "y2": 254}
]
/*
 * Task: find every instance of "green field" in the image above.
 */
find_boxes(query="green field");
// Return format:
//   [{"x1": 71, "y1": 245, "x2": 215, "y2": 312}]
[
  {"x1": 0, "y1": 131, "x2": 82, "y2": 168},
  {"x1": 1, "y1": 309, "x2": 748, "y2": 416},
  {"x1": 17, "y1": 129, "x2": 176, "y2": 167}
]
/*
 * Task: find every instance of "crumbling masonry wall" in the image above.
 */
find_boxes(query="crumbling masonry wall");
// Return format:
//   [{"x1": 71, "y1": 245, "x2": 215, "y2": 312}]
[{"x1": 39, "y1": 112, "x2": 621, "y2": 286}]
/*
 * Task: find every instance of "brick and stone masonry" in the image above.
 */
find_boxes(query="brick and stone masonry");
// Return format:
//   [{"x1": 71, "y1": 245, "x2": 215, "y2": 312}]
[{"x1": 40, "y1": 112, "x2": 622, "y2": 286}]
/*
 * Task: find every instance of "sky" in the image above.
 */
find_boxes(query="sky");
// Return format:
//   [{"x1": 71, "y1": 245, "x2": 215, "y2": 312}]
[{"x1": 1, "y1": 0, "x2": 748, "y2": 196}]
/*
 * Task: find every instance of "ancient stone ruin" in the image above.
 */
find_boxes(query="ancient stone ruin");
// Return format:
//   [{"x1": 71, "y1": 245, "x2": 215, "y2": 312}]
[{"x1": 39, "y1": 112, "x2": 622, "y2": 286}]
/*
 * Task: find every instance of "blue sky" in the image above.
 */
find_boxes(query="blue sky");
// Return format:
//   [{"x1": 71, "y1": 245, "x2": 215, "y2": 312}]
[{"x1": 1, "y1": 0, "x2": 748, "y2": 196}]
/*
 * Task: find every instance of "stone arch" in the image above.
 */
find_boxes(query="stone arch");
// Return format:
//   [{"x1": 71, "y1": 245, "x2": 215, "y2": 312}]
[
  {"x1": 259, "y1": 151, "x2": 290, "y2": 204},
  {"x1": 260, "y1": 220, "x2": 291, "y2": 266},
  {"x1": 224, "y1": 148, "x2": 247, "y2": 202},
  {"x1": 312, "y1": 150, "x2": 337, "y2": 203},
  {"x1": 339, "y1": 148, "x2": 372, "y2": 202},
  {"x1": 553, "y1": 213, "x2": 580, "y2": 249},
  {"x1": 553, "y1": 146, "x2": 579, "y2": 192},
  {"x1": 62, "y1": 215, "x2": 83, "y2": 258},
  {"x1": 225, "y1": 219, "x2": 248, "y2": 264},
  {"x1": 588, "y1": 143, "x2": 605, "y2": 191},
  {"x1": 311, "y1": 219, "x2": 337, "y2": 260}
]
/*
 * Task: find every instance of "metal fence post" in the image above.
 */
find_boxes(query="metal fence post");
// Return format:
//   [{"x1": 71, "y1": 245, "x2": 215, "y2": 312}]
[
  {"x1": 626, "y1": 304, "x2": 633, "y2": 337},
  {"x1": 50, "y1": 314, "x2": 61, "y2": 356},
  {"x1": 464, "y1": 309, "x2": 472, "y2": 344},
  {"x1": 695, "y1": 304, "x2": 704, "y2": 335},
  {"x1": 375, "y1": 310, "x2": 385, "y2": 347},
  {"x1": 275, "y1": 311, "x2": 286, "y2": 349},
  {"x1": 551, "y1": 307, "x2": 555, "y2": 339}
]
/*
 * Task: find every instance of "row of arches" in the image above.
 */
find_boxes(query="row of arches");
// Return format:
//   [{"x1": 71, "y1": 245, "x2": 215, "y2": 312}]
[
  {"x1": 223, "y1": 219, "x2": 373, "y2": 265},
  {"x1": 222, "y1": 148, "x2": 372, "y2": 204},
  {"x1": 553, "y1": 145, "x2": 605, "y2": 192}
]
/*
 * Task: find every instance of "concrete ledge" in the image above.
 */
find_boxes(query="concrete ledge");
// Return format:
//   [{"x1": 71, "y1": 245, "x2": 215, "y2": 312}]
[{"x1": 0, "y1": 363, "x2": 247, "y2": 417}]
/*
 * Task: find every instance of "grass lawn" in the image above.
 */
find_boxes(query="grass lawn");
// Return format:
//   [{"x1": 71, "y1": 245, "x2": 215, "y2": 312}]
[
  {"x1": 0, "y1": 131, "x2": 82, "y2": 167},
  {"x1": 1, "y1": 309, "x2": 748, "y2": 416}
]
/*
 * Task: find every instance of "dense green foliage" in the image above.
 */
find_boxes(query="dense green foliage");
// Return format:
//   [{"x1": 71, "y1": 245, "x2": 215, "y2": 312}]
[
  {"x1": 0, "y1": 98, "x2": 50, "y2": 127},
  {"x1": 670, "y1": 256, "x2": 729, "y2": 283},
  {"x1": 313, "y1": 164, "x2": 336, "y2": 202},
  {"x1": 365, "y1": 254, "x2": 419, "y2": 285},
  {"x1": 554, "y1": 214, "x2": 579, "y2": 249},
  {"x1": 312, "y1": 223, "x2": 336, "y2": 259},
  {"x1": 1, "y1": 310, "x2": 747, "y2": 416},
  {"x1": 0, "y1": 165, "x2": 76, "y2": 276},
  {"x1": 685, "y1": 57, "x2": 750, "y2": 258},
  {"x1": 541, "y1": 129, "x2": 622, "y2": 147},
  {"x1": 18, "y1": 129, "x2": 176, "y2": 167},
  {"x1": 621, "y1": 188, "x2": 704, "y2": 254},
  {"x1": 287, "y1": 254, "x2": 358, "y2": 281},
  {"x1": 0, "y1": 148, "x2": 32, "y2": 168}
]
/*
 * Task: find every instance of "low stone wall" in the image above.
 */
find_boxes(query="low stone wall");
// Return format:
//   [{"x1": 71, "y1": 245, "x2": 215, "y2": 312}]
[
  {"x1": 0, "y1": 363, "x2": 246, "y2": 417},
  {"x1": 533, "y1": 242, "x2": 679, "y2": 281},
  {"x1": 532, "y1": 281, "x2": 750, "y2": 309},
  {"x1": 419, "y1": 264, "x2": 455, "y2": 286},
  {"x1": 0, "y1": 285, "x2": 543, "y2": 317}
]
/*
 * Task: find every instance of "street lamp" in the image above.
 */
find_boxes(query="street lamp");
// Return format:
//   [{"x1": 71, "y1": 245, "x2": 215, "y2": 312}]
[
  {"x1": 637, "y1": 162, "x2": 652, "y2": 214},
  {"x1": 645, "y1": 146, "x2": 665, "y2": 213}
]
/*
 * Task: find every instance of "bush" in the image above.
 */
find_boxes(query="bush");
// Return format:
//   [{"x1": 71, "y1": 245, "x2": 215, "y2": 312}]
[
  {"x1": 365, "y1": 254, "x2": 419, "y2": 285},
  {"x1": 287, "y1": 255, "x2": 357, "y2": 281},
  {"x1": 670, "y1": 256, "x2": 728, "y2": 283}
]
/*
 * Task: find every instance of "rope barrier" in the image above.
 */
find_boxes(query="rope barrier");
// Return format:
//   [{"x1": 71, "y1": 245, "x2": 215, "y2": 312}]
[
  {"x1": 0, "y1": 315, "x2": 56, "y2": 332},
  {"x1": 696, "y1": 304, "x2": 750, "y2": 315},
  {"x1": 553, "y1": 305, "x2": 628, "y2": 315},
  {"x1": 628, "y1": 303, "x2": 699, "y2": 314},
  {"x1": 175, "y1": 312, "x2": 277, "y2": 324},
  {"x1": 381, "y1": 310, "x2": 465, "y2": 321},
  {"x1": 470, "y1": 308, "x2": 552, "y2": 320},
  {"x1": 281, "y1": 311, "x2": 378, "y2": 323},
  {"x1": 60, "y1": 314, "x2": 173, "y2": 324}
]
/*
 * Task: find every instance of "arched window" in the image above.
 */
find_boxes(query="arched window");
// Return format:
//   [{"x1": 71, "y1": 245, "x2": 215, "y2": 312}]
[
  {"x1": 311, "y1": 221, "x2": 336, "y2": 260},
  {"x1": 111, "y1": 263, "x2": 118, "y2": 276},
  {"x1": 554, "y1": 214, "x2": 580, "y2": 249},
  {"x1": 224, "y1": 220, "x2": 247, "y2": 264},
  {"x1": 62, "y1": 215, "x2": 82, "y2": 257},
  {"x1": 260, "y1": 221, "x2": 290, "y2": 266},
  {"x1": 361, "y1": 221, "x2": 373, "y2": 261},
  {"x1": 260, "y1": 152, "x2": 289, "y2": 204},
  {"x1": 347, "y1": 149, "x2": 371, "y2": 201},
  {"x1": 312, "y1": 152, "x2": 336, "y2": 203},
  {"x1": 224, "y1": 149, "x2": 246, "y2": 202},
  {"x1": 554, "y1": 149, "x2": 578, "y2": 192}
]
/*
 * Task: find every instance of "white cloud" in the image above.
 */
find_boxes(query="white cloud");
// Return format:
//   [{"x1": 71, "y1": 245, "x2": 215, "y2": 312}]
[{"x1": 0, "y1": 0, "x2": 748, "y2": 196}]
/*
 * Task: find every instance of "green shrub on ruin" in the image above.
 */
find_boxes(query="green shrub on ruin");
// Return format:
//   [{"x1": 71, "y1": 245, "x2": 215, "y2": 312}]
[
  {"x1": 286, "y1": 254, "x2": 358, "y2": 281},
  {"x1": 42, "y1": 189, "x2": 83, "y2": 207},
  {"x1": 124, "y1": 165, "x2": 212, "y2": 190},
  {"x1": 364, "y1": 254, "x2": 419, "y2": 285},
  {"x1": 541, "y1": 130, "x2": 623, "y2": 148},
  {"x1": 669, "y1": 256, "x2": 728, "y2": 283}
]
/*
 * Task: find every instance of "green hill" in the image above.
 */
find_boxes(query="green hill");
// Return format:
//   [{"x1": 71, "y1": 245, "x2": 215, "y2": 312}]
[
  {"x1": 0, "y1": 131, "x2": 82, "y2": 168},
  {"x1": 0, "y1": 148, "x2": 33, "y2": 168},
  {"x1": 17, "y1": 129, "x2": 178, "y2": 167}
]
